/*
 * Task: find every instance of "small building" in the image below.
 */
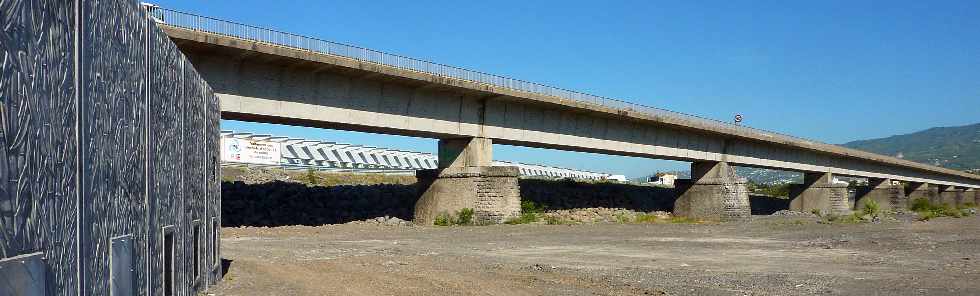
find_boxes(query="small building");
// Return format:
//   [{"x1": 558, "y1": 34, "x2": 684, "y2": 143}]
[{"x1": 648, "y1": 173, "x2": 678, "y2": 187}]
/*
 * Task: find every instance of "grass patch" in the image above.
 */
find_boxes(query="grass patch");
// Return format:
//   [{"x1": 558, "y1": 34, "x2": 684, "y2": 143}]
[
  {"x1": 504, "y1": 212, "x2": 540, "y2": 225},
  {"x1": 668, "y1": 216, "x2": 700, "y2": 224},
  {"x1": 544, "y1": 216, "x2": 574, "y2": 225},
  {"x1": 773, "y1": 219, "x2": 808, "y2": 226},
  {"x1": 825, "y1": 214, "x2": 864, "y2": 224},
  {"x1": 433, "y1": 208, "x2": 476, "y2": 226},
  {"x1": 633, "y1": 213, "x2": 660, "y2": 223},
  {"x1": 221, "y1": 174, "x2": 236, "y2": 182},
  {"x1": 910, "y1": 198, "x2": 932, "y2": 212},
  {"x1": 918, "y1": 210, "x2": 939, "y2": 221},
  {"x1": 505, "y1": 200, "x2": 547, "y2": 225},
  {"x1": 303, "y1": 168, "x2": 321, "y2": 185},
  {"x1": 910, "y1": 198, "x2": 973, "y2": 221},
  {"x1": 615, "y1": 213, "x2": 631, "y2": 224}
]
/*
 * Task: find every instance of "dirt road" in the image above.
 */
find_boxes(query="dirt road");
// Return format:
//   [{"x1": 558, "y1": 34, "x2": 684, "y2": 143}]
[{"x1": 209, "y1": 215, "x2": 980, "y2": 295}]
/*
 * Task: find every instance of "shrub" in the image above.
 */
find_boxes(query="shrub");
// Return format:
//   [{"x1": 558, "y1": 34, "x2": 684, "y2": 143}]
[
  {"x1": 521, "y1": 200, "x2": 545, "y2": 214},
  {"x1": 433, "y1": 212, "x2": 453, "y2": 226},
  {"x1": 862, "y1": 199, "x2": 881, "y2": 217},
  {"x1": 433, "y1": 208, "x2": 476, "y2": 226},
  {"x1": 810, "y1": 209, "x2": 822, "y2": 216},
  {"x1": 910, "y1": 198, "x2": 931, "y2": 212},
  {"x1": 912, "y1": 199, "x2": 971, "y2": 221},
  {"x1": 960, "y1": 202, "x2": 976, "y2": 209},
  {"x1": 456, "y1": 208, "x2": 474, "y2": 225},
  {"x1": 303, "y1": 168, "x2": 320, "y2": 185}
]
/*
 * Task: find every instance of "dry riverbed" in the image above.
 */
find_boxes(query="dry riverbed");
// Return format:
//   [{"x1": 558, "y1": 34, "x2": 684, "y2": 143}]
[{"x1": 208, "y1": 215, "x2": 980, "y2": 295}]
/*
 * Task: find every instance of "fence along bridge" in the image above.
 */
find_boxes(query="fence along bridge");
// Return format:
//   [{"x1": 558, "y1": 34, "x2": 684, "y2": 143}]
[{"x1": 151, "y1": 7, "x2": 980, "y2": 223}]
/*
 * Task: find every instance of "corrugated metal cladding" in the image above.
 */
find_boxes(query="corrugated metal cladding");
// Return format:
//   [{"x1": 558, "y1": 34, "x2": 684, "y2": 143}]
[{"x1": 0, "y1": 0, "x2": 222, "y2": 295}]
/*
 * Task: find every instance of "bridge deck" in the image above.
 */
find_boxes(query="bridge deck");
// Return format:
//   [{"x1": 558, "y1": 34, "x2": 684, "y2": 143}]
[{"x1": 153, "y1": 8, "x2": 980, "y2": 188}]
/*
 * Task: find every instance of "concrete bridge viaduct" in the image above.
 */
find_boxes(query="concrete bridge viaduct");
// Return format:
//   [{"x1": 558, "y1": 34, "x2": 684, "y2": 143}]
[{"x1": 155, "y1": 9, "x2": 980, "y2": 224}]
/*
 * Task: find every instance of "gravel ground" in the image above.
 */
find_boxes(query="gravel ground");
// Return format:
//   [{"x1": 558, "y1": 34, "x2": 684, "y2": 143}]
[{"x1": 208, "y1": 215, "x2": 980, "y2": 296}]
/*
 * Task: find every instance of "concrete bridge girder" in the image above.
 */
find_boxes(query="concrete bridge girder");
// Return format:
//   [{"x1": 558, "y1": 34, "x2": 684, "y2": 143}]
[
  {"x1": 201, "y1": 73, "x2": 978, "y2": 189},
  {"x1": 165, "y1": 27, "x2": 980, "y2": 189},
  {"x1": 162, "y1": 25, "x2": 980, "y2": 222}
]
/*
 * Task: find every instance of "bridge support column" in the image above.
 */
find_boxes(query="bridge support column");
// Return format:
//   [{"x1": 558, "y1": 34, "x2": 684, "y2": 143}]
[
  {"x1": 972, "y1": 188, "x2": 980, "y2": 206},
  {"x1": 938, "y1": 185, "x2": 964, "y2": 207},
  {"x1": 855, "y1": 178, "x2": 905, "y2": 212},
  {"x1": 966, "y1": 189, "x2": 978, "y2": 206},
  {"x1": 906, "y1": 182, "x2": 938, "y2": 207},
  {"x1": 673, "y1": 161, "x2": 750, "y2": 221},
  {"x1": 414, "y1": 137, "x2": 520, "y2": 225},
  {"x1": 789, "y1": 172, "x2": 851, "y2": 216}
]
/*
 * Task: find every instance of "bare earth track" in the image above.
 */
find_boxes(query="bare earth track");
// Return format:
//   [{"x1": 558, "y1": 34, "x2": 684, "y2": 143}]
[{"x1": 210, "y1": 216, "x2": 980, "y2": 295}]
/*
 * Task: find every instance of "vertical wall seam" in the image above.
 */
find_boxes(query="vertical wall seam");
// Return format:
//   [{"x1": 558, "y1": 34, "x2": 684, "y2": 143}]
[
  {"x1": 73, "y1": 0, "x2": 84, "y2": 294},
  {"x1": 178, "y1": 55, "x2": 185, "y2": 296},
  {"x1": 143, "y1": 10, "x2": 153, "y2": 296},
  {"x1": 200, "y1": 66, "x2": 208, "y2": 290}
]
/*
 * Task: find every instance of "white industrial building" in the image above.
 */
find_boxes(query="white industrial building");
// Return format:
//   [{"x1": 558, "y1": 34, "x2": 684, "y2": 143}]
[{"x1": 221, "y1": 131, "x2": 616, "y2": 180}]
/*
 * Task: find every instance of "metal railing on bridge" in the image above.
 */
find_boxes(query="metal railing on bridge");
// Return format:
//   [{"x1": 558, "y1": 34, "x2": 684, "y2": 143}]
[{"x1": 149, "y1": 7, "x2": 820, "y2": 145}]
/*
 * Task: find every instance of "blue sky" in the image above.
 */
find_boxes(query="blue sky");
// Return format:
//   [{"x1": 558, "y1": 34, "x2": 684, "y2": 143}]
[{"x1": 156, "y1": 0, "x2": 980, "y2": 177}]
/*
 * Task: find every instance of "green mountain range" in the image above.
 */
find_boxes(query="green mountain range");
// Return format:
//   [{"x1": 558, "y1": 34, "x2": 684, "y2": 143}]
[{"x1": 842, "y1": 123, "x2": 980, "y2": 172}]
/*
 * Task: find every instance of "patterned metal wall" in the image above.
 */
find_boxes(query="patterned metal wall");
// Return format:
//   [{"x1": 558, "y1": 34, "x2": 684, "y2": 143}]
[
  {"x1": 81, "y1": 0, "x2": 150, "y2": 294},
  {"x1": 0, "y1": 0, "x2": 221, "y2": 294},
  {"x1": 204, "y1": 90, "x2": 221, "y2": 287},
  {"x1": 181, "y1": 50, "x2": 206, "y2": 293},
  {"x1": 0, "y1": 0, "x2": 79, "y2": 295},
  {"x1": 148, "y1": 15, "x2": 187, "y2": 295}
]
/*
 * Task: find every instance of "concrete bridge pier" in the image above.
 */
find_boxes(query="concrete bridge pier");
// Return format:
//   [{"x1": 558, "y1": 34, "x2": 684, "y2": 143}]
[
  {"x1": 855, "y1": 178, "x2": 905, "y2": 212},
  {"x1": 414, "y1": 137, "x2": 521, "y2": 225},
  {"x1": 937, "y1": 185, "x2": 964, "y2": 207},
  {"x1": 906, "y1": 182, "x2": 939, "y2": 206},
  {"x1": 971, "y1": 189, "x2": 980, "y2": 206},
  {"x1": 965, "y1": 188, "x2": 978, "y2": 206},
  {"x1": 673, "y1": 161, "x2": 751, "y2": 221},
  {"x1": 789, "y1": 172, "x2": 851, "y2": 216}
]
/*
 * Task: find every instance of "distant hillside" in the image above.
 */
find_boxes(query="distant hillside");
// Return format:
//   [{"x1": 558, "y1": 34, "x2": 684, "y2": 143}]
[{"x1": 842, "y1": 123, "x2": 980, "y2": 172}]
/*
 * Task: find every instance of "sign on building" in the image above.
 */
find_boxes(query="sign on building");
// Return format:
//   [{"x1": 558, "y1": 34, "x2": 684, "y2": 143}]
[{"x1": 221, "y1": 138, "x2": 282, "y2": 165}]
